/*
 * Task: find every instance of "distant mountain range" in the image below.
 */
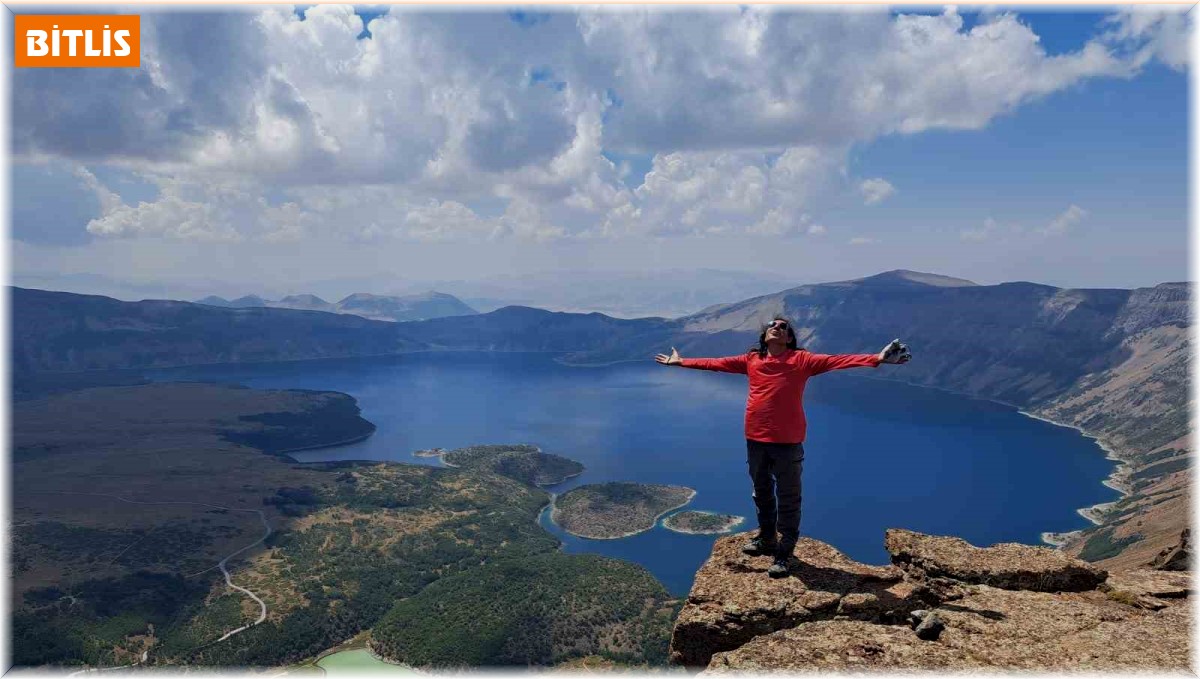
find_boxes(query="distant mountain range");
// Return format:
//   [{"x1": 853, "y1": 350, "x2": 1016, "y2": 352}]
[
  {"x1": 419, "y1": 268, "x2": 792, "y2": 317},
  {"x1": 14, "y1": 267, "x2": 792, "y2": 318},
  {"x1": 196, "y1": 291, "x2": 477, "y2": 322},
  {"x1": 11, "y1": 268, "x2": 1190, "y2": 569}
]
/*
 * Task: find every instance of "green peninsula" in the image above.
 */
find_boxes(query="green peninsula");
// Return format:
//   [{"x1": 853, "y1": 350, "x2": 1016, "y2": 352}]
[
  {"x1": 440, "y1": 444, "x2": 585, "y2": 486},
  {"x1": 662, "y1": 511, "x2": 744, "y2": 535},
  {"x1": 552, "y1": 482, "x2": 696, "y2": 539}
]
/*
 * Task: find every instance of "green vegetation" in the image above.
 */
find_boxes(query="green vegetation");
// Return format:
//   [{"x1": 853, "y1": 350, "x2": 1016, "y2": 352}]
[
  {"x1": 1132, "y1": 457, "x2": 1189, "y2": 485},
  {"x1": 662, "y1": 511, "x2": 743, "y2": 534},
  {"x1": 176, "y1": 464, "x2": 559, "y2": 667},
  {"x1": 371, "y1": 553, "x2": 679, "y2": 668},
  {"x1": 12, "y1": 383, "x2": 678, "y2": 671},
  {"x1": 1078, "y1": 527, "x2": 1142, "y2": 562},
  {"x1": 220, "y1": 394, "x2": 376, "y2": 456},
  {"x1": 1138, "y1": 447, "x2": 1184, "y2": 466},
  {"x1": 12, "y1": 369, "x2": 147, "y2": 402},
  {"x1": 263, "y1": 486, "x2": 323, "y2": 517},
  {"x1": 553, "y1": 482, "x2": 695, "y2": 539},
  {"x1": 13, "y1": 572, "x2": 211, "y2": 667},
  {"x1": 14, "y1": 521, "x2": 218, "y2": 577},
  {"x1": 441, "y1": 443, "x2": 585, "y2": 486},
  {"x1": 1105, "y1": 589, "x2": 1141, "y2": 607}
]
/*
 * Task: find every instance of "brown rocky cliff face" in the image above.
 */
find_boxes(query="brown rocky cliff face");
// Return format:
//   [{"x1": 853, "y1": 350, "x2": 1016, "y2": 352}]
[{"x1": 670, "y1": 530, "x2": 1191, "y2": 672}]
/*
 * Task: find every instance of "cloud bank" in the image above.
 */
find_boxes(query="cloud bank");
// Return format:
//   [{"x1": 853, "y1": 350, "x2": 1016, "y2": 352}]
[{"x1": 11, "y1": 5, "x2": 1189, "y2": 245}]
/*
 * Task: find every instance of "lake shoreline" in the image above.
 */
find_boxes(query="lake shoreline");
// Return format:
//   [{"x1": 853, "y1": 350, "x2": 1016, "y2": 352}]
[
  {"x1": 858, "y1": 373, "x2": 1127, "y2": 549},
  {"x1": 140, "y1": 349, "x2": 1125, "y2": 547},
  {"x1": 662, "y1": 510, "x2": 745, "y2": 535},
  {"x1": 417, "y1": 444, "x2": 586, "y2": 487},
  {"x1": 156, "y1": 353, "x2": 1121, "y2": 560},
  {"x1": 277, "y1": 429, "x2": 377, "y2": 462},
  {"x1": 549, "y1": 487, "x2": 698, "y2": 540},
  {"x1": 1018, "y1": 409, "x2": 1131, "y2": 533}
]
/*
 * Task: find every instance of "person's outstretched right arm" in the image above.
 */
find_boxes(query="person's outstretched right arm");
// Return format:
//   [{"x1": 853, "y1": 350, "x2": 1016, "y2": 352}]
[{"x1": 655, "y1": 347, "x2": 749, "y2": 374}]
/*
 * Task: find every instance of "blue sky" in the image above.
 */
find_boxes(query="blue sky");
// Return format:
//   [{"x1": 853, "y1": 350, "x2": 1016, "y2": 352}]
[{"x1": 8, "y1": 6, "x2": 1191, "y2": 296}]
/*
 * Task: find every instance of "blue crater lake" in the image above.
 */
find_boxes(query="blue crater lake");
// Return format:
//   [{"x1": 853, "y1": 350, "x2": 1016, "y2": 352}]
[{"x1": 148, "y1": 351, "x2": 1118, "y2": 596}]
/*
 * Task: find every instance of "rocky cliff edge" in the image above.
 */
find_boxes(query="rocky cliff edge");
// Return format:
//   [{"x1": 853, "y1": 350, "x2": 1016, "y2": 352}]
[{"x1": 670, "y1": 529, "x2": 1191, "y2": 672}]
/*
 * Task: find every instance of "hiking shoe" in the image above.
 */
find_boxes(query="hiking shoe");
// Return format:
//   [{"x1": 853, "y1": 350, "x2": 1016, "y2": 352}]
[
  {"x1": 768, "y1": 555, "x2": 790, "y2": 578},
  {"x1": 742, "y1": 535, "x2": 777, "y2": 556}
]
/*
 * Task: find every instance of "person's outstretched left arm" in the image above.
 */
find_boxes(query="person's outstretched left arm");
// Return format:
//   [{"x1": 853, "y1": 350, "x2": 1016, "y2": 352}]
[
  {"x1": 807, "y1": 339, "x2": 911, "y2": 375},
  {"x1": 806, "y1": 352, "x2": 881, "y2": 375}
]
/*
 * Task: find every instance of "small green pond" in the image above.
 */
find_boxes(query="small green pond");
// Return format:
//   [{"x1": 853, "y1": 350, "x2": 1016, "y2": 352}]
[{"x1": 317, "y1": 649, "x2": 418, "y2": 675}]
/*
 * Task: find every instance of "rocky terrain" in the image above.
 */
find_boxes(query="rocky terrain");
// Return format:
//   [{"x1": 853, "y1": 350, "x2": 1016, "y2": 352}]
[{"x1": 671, "y1": 529, "x2": 1191, "y2": 672}]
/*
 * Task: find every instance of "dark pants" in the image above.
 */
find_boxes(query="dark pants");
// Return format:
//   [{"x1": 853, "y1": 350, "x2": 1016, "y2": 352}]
[{"x1": 746, "y1": 439, "x2": 804, "y2": 549}]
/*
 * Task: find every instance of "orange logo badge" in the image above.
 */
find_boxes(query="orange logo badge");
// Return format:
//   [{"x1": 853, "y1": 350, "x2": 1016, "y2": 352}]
[{"x1": 15, "y1": 15, "x2": 140, "y2": 68}]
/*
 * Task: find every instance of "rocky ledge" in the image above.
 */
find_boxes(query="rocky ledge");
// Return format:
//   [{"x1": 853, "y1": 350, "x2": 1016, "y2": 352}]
[
  {"x1": 670, "y1": 529, "x2": 1191, "y2": 672},
  {"x1": 885, "y1": 528, "x2": 1107, "y2": 592}
]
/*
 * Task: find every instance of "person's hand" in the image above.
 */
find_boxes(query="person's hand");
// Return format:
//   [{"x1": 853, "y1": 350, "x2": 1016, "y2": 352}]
[
  {"x1": 878, "y1": 339, "x2": 912, "y2": 365},
  {"x1": 655, "y1": 347, "x2": 683, "y2": 366}
]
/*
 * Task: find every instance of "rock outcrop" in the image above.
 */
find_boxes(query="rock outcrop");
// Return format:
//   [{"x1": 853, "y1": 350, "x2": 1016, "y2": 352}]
[
  {"x1": 1103, "y1": 567, "x2": 1191, "y2": 609},
  {"x1": 884, "y1": 528, "x2": 1108, "y2": 592},
  {"x1": 670, "y1": 530, "x2": 1192, "y2": 672},
  {"x1": 668, "y1": 536, "x2": 920, "y2": 667},
  {"x1": 1150, "y1": 528, "x2": 1191, "y2": 572}
]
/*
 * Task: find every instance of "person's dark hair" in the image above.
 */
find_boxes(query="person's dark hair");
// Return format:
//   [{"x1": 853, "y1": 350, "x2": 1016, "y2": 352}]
[{"x1": 750, "y1": 315, "x2": 800, "y2": 356}]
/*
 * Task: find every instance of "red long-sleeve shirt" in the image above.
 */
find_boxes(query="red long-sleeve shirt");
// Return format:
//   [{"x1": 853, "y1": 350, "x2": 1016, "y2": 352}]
[{"x1": 680, "y1": 349, "x2": 881, "y2": 444}]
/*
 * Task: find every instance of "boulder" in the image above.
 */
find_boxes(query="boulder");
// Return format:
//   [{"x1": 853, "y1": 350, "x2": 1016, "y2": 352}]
[
  {"x1": 1149, "y1": 528, "x2": 1190, "y2": 571},
  {"x1": 885, "y1": 529, "x2": 1107, "y2": 592},
  {"x1": 669, "y1": 533, "x2": 921, "y2": 668},
  {"x1": 914, "y1": 612, "x2": 945, "y2": 641},
  {"x1": 1104, "y1": 568, "x2": 1191, "y2": 600}
]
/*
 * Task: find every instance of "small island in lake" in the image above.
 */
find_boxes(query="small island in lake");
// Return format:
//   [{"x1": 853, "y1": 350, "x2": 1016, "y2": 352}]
[
  {"x1": 552, "y1": 482, "x2": 696, "y2": 539},
  {"x1": 662, "y1": 510, "x2": 744, "y2": 535},
  {"x1": 422, "y1": 444, "x2": 585, "y2": 487}
]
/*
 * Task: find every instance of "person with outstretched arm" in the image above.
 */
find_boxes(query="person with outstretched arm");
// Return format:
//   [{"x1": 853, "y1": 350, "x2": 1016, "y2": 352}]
[{"x1": 655, "y1": 317, "x2": 911, "y2": 578}]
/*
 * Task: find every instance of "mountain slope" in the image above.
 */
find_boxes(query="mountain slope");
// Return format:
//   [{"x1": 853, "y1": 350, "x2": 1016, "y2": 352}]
[
  {"x1": 668, "y1": 277, "x2": 1191, "y2": 569},
  {"x1": 13, "y1": 274, "x2": 1189, "y2": 567},
  {"x1": 12, "y1": 287, "x2": 420, "y2": 373}
]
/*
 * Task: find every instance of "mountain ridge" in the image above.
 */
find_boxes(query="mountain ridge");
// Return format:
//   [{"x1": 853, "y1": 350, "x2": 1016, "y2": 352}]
[
  {"x1": 194, "y1": 290, "x2": 478, "y2": 322},
  {"x1": 11, "y1": 272, "x2": 1190, "y2": 571}
]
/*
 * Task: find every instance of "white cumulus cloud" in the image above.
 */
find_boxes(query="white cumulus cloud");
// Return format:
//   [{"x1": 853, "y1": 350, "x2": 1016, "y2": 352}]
[
  {"x1": 10, "y1": 7, "x2": 1180, "y2": 244},
  {"x1": 1043, "y1": 205, "x2": 1087, "y2": 235},
  {"x1": 860, "y1": 178, "x2": 897, "y2": 205},
  {"x1": 1103, "y1": 6, "x2": 1191, "y2": 71}
]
